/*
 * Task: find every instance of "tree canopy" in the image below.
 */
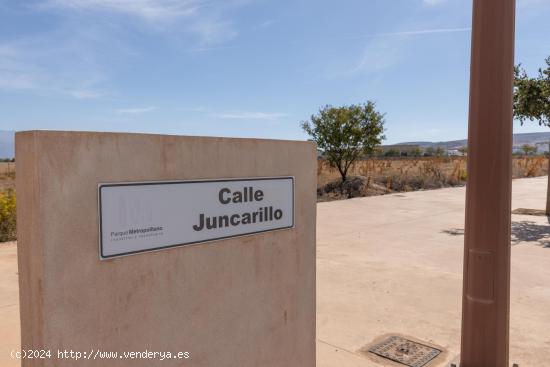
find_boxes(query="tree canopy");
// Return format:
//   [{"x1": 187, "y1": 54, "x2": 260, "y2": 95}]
[
  {"x1": 520, "y1": 144, "x2": 538, "y2": 156},
  {"x1": 301, "y1": 102, "x2": 385, "y2": 183},
  {"x1": 515, "y1": 56, "x2": 550, "y2": 214},
  {"x1": 514, "y1": 57, "x2": 550, "y2": 126}
]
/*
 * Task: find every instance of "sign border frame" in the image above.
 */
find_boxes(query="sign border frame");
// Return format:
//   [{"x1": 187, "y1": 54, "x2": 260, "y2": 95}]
[{"x1": 98, "y1": 176, "x2": 295, "y2": 260}]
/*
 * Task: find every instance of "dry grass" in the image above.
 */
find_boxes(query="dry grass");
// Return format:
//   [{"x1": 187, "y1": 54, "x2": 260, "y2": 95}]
[
  {"x1": 0, "y1": 189, "x2": 16, "y2": 242},
  {"x1": 318, "y1": 156, "x2": 548, "y2": 201},
  {"x1": 0, "y1": 157, "x2": 547, "y2": 206},
  {"x1": 0, "y1": 163, "x2": 16, "y2": 242},
  {"x1": 0, "y1": 162, "x2": 15, "y2": 191}
]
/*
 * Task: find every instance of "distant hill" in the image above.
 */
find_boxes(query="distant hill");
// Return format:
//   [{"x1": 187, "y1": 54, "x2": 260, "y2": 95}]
[
  {"x1": 2, "y1": 130, "x2": 550, "y2": 159},
  {"x1": 395, "y1": 132, "x2": 550, "y2": 150},
  {"x1": 0, "y1": 131, "x2": 14, "y2": 158}
]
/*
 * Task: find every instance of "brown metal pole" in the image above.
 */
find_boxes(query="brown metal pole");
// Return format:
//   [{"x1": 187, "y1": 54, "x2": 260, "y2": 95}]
[{"x1": 461, "y1": 0, "x2": 516, "y2": 366}]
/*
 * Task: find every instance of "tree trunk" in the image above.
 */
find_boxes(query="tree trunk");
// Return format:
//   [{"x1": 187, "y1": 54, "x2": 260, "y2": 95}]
[
  {"x1": 337, "y1": 164, "x2": 347, "y2": 184},
  {"x1": 546, "y1": 141, "x2": 550, "y2": 215}
]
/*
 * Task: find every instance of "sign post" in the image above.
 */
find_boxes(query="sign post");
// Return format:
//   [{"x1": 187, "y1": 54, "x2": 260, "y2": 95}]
[{"x1": 461, "y1": 0, "x2": 516, "y2": 366}]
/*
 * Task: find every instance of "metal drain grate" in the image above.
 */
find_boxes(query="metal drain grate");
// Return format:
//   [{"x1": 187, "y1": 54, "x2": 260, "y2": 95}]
[{"x1": 368, "y1": 335, "x2": 441, "y2": 367}]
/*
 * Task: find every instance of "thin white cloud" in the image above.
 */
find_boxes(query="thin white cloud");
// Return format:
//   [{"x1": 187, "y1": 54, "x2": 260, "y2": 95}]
[
  {"x1": 214, "y1": 111, "x2": 288, "y2": 120},
  {"x1": 70, "y1": 89, "x2": 105, "y2": 99},
  {"x1": 39, "y1": 0, "x2": 244, "y2": 45},
  {"x1": 189, "y1": 18, "x2": 238, "y2": 44},
  {"x1": 341, "y1": 27, "x2": 471, "y2": 41},
  {"x1": 178, "y1": 106, "x2": 207, "y2": 112},
  {"x1": 518, "y1": 0, "x2": 545, "y2": 7},
  {"x1": 423, "y1": 0, "x2": 448, "y2": 5},
  {"x1": 185, "y1": 44, "x2": 240, "y2": 53},
  {"x1": 0, "y1": 38, "x2": 108, "y2": 99},
  {"x1": 40, "y1": 0, "x2": 202, "y2": 21},
  {"x1": 377, "y1": 27, "x2": 471, "y2": 37},
  {"x1": 517, "y1": 0, "x2": 550, "y2": 13},
  {"x1": 258, "y1": 19, "x2": 275, "y2": 28},
  {"x1": 1, "y1": 0, "x2": 251, "y2": 99},
  {"x1": 349, "y1": 27, "x2": 470, "y2": 74},
  {"x1": 351, "y1": 38, "x2": 402, "y2": 74},
  {"x1": 116, "y1": 106, "x2": 156, "y2": 114}
]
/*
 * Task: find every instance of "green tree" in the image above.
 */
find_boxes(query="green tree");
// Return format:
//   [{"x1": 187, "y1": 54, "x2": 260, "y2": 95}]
[
  {"x1": 435, "y1": 146, "x2": 446, "y2": 157},
  {"x1": 384, "y1": 148, "x2": 400, "y2": 157},
  {"x1": 520, "y1": 144, "x2": 538, "y2": 156},
  {"x1": 301, "y1": 103, "x2": 385, "y2": 183},
  {"x1": 410, "y1": 147, "x2": 423, "y2": 157},
  {"x1": 371, "y1": 146, "x2": 384, "y2": 157},
  {"x1": 514, "y1": 56, "x2": 550, "y2": 213},
  {"x1": 514, "y1": 57, "x2": 550, "y2": 126}
]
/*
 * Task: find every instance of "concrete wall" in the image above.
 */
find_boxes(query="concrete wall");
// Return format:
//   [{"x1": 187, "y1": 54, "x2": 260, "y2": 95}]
[{"x1": 15, "y1": 131, "x2": 316, "y2": 367}]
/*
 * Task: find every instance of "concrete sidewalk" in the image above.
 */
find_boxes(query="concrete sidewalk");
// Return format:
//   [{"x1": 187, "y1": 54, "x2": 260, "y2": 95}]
[
  {"x1": 1, "y1": 177, "x2": 549, "y2": 366},
  {"x1": 317, "y1": 177, "x2": 550, "y2": 366}
]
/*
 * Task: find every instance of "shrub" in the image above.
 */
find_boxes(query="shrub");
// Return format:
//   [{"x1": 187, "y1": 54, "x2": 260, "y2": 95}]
[{"x1": 0, "y1": 189, "x2": 16, "y2": 242}]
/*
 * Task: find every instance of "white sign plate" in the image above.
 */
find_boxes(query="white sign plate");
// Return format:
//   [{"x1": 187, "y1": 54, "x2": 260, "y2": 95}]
[{"x1": 98, "y1": 177, "x2": 294, "y2": 259}]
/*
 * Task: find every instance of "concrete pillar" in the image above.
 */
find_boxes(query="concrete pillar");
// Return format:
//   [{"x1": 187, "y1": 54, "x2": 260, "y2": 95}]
[
  {"x1": 15, "y1": 131, "x2": 317, "y2": 367},
  {"x1": 461, "y1": 0, "x2": 516, "y2": 366}
]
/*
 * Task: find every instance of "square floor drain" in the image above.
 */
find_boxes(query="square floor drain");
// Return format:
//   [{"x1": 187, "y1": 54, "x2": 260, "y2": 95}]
[{"x1": 368, "y1": 335, "x2": 441, "y2": 367}]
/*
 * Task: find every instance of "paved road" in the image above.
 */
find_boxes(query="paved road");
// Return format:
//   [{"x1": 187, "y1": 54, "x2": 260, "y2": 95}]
[{"x1": 1, "y1": 177, "x2": 549, "y2": 366}]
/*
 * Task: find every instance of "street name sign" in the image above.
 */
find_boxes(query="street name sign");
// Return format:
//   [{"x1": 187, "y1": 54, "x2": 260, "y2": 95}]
[{"x1": 98, "y1": 177, "x2": 294, "y2": 259}]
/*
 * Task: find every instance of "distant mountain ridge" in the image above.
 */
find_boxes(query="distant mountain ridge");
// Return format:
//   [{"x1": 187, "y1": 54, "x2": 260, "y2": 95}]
[
  {"x1": 395, "y1": 132, "x2": 550, "y2": 150},
  {"x1": 2, "y1": 130, "x2": 550, "y2": 159},
  {"x1": 0, "y1": 131, "x2": 15, "y2": 158}
]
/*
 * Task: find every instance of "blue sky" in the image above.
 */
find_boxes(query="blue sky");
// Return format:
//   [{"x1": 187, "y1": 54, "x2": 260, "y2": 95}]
[{"x1": 1, "y1": 0, "x2": 549, "y2": 144}]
